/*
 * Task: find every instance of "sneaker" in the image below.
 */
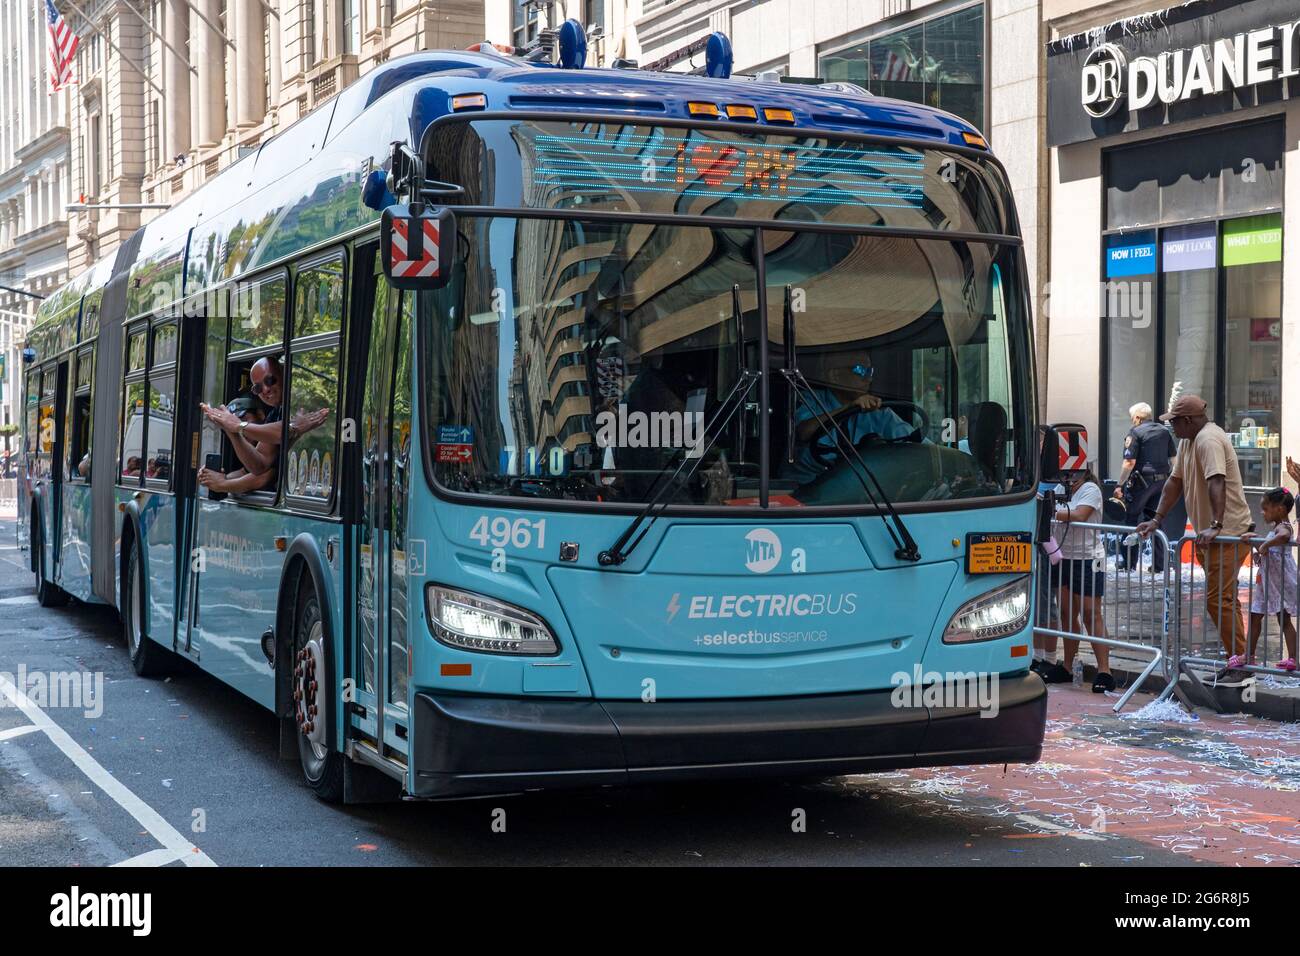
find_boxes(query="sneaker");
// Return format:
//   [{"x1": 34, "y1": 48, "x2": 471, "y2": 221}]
[
  {"x1": 1277, "y1": 658, "x2": 1298, "y2": 672},
  {"x1": 1030, "y1": 659, "x2": 1046, "y2": 675},
  {"x1": 1039, "y1": 662, "x2": 1072, "y2": 684},
  {"x1": 1092, "y1": 672, "x2": 1115, "y2": 693},
  {"x1": 1226, "y1": 654, "x2": 1248, "y2": 669},
  {"x1": 1211, "y1": 667, "x2": 1253, "y2": 688}
]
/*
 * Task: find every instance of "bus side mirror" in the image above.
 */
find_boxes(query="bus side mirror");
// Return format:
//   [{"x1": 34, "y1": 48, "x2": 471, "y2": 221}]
[
  {"x1": 380, "y1": 204, "x2": 457, "y2": 291},
  {"x1": 1041, "y1": 422, "x2": 1088, "y2": 484}
]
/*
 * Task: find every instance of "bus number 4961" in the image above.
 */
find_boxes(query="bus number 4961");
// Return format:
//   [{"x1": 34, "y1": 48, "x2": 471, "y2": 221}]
[{"x1": 469, "y1": 516, "x2": 547, "y2": 550}]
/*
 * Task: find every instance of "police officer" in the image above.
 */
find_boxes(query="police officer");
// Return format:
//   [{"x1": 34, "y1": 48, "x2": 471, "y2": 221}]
[{"x1": 1112, "y1": 401, "x2": 1178, "y2": 571}]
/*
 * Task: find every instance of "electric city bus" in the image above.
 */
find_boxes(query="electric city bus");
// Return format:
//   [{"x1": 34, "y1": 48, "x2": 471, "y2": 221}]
[{"x1": 20, "y1": 34, "x2": 1047, "y2": 802}]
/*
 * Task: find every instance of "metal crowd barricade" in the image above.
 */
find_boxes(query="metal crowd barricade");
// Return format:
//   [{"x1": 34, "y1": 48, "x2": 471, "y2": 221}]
[
  {"x1": 1033, "y1": 520, "x2": 1173, "y2": 713},
  {"x1": 1157, "y1": 531, "x2": 1300, "y2": 703}
]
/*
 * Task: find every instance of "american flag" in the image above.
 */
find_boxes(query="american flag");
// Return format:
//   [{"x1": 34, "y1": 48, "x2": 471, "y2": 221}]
[{"x1": 45, "y1": 0, "x2": 80, "y2": 91}]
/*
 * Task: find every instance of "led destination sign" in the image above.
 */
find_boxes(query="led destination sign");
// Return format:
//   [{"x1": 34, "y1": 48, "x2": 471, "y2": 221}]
[
  {"x1": 532, "y1": 130, "x2": 926, "y2": 210},
  {"x1": 426, "y1": 119, "x2": 1014, "y2": 235}
]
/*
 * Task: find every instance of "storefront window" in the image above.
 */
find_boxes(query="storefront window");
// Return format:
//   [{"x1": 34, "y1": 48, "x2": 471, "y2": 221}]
[
  {"x1": 1161, "y1": 223, "x2": 1217, "y2": 422},
  {"x1": 1223, "y1": 214, "x2": 1283, "y2": 488},
  {"x1": 819, "y1": 4, "x2": 984, "y2": 132},
  {"x1": 1102, "y1": 230, "x2": 1157, "y2": 478},
  {"x1": 1100, "y1": 122, "x2": 1285, "y2": 490}
]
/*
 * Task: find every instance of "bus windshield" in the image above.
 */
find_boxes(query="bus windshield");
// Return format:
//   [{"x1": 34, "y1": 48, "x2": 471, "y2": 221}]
[{"x1": 420, "y1": 214, "x2": 1034, "y2": 508}]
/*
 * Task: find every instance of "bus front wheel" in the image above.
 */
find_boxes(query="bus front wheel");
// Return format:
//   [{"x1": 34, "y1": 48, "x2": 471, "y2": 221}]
[
  {"x1": 293, "y1": 589, "x2": 344, "y2": 802},
  {"x1": 123, "y1": 547, "x2": 171, "y2": 677}
]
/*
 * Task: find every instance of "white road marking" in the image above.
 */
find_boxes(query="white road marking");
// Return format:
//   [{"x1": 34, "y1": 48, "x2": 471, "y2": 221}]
[
  {"x1": 1015, "y1": 812, "x2": 1108, "y2": 841},
  {"x1": 0, "y1": 674, "x2": 217, "y2": 867},
  {"x1": 112, "y1": 848, "x2": 187, "y2": 867},
  {"x1": 0, "y1": 724, "x2": 40, "y2": 742},
  {"x1": 0, "y1": 594, "x2": 38, "y2": 606}
]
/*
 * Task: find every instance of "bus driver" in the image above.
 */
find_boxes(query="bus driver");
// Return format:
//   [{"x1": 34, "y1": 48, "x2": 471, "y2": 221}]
[{"x1": 786, "y1": 354, "x2": 916, "y2": 484}]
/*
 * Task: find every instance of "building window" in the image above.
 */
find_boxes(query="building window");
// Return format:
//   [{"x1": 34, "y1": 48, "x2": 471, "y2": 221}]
[
  {"x1": 302, "y1": 2, "x2": 316, "y2": 69},
  {"x1": 147, "y1": 100, "x2": 160, "y2": 171},
  {"x1": 512, "y1": 0, "x2": 539, "y2": 50},
  {"x1": 87, "y1": 115, "x2": 102, "y2": 197},
  {"x1": 107, "y1": 113, "x2": 116, "y2": 183},
  {"x1": 1100, "y1": 120, "x2": 1284, "y2": 488},
  {"x1": 819, "y1": 3, "x2": 985, "y2": 132},
  {"x1": 584, "y1": 0, "x2": 604, "y2": 33},
  {"x1": 341, "y1": 0, "x2": 360, "y2": 54}
]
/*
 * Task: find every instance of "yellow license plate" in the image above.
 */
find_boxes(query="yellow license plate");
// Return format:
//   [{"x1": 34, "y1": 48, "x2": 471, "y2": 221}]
[{"x1": 966, "y1": 533, "x2": 1033, "y2": 574}]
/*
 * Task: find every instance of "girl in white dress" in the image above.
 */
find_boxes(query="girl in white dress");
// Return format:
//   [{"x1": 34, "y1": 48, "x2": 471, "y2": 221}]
[{"x1": 1241, "y1": 487, "x2": 1298, "y2": 671}]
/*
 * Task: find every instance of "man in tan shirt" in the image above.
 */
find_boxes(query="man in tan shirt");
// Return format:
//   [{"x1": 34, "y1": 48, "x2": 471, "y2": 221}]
[{"x1": 1137, "y1": 394, "x2": 1253, "y2": 671}]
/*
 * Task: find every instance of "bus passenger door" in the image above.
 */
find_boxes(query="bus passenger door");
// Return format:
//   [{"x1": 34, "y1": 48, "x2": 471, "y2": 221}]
[
  {"x1": 175, "y1": 310, "x2": 213, "y2": 656},
  {"x1": 49, "y1": 359, "x2": 70, "y2": 577},
  {"x1": 351, "y1": 246, "x2": 415, "y2": 762},
  {"x1": 352, "y1": 249, "x2": 397, "y2": 753}
]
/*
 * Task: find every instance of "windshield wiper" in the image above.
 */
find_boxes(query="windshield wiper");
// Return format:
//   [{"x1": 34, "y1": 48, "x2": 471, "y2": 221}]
[
  {"x1": 598, "y1": 290, "x2": 757, "y2": 568},
  {"x1": 779, "y1": 285, "x2": 921, "y2": 563}
]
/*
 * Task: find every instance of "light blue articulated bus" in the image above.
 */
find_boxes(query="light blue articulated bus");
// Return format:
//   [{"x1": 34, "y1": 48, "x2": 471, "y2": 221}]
[{"x1": 20, "y1": 33, "x2": 1047, "y2": 802}]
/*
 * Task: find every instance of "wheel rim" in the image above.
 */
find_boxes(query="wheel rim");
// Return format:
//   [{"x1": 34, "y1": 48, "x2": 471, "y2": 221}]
[
  {"x1": 294, "y1": 620, "x2": 327, "y2": 765},
  {"x1": 128, "y1": 560, "x2": 143, "y2": 656}
]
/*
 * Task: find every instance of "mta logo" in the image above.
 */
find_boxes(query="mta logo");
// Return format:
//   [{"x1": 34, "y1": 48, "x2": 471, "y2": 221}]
[{"x1": 744, "y1": 528, "x2": 781, "y2": 574}]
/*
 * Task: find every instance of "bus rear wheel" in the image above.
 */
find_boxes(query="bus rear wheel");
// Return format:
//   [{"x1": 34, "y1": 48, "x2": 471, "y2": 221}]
[
  {"x1": 123, "y1": 546, "x2": 171, "y2": 677},
  {"x1": 32, "y1": 520, "x2": 68, "y2": 608},
  {"x1": 293, "y1": 589, "x2": 344, "y2": 802}
]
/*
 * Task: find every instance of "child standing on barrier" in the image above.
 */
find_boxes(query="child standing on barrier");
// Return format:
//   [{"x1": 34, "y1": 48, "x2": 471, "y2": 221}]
[
  {"x1": 1242, "y1": 487, "x2": 1298, "y2": 672},
  {"x1": 1048, "y1": 464, "x2": 1115, "y2": 692}
]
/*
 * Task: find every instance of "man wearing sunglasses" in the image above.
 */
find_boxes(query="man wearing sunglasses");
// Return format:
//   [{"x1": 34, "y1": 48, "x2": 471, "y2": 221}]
[
  {"x1": 1137, "y1": 393, "x2": 1254, "y2": 683},
  {"x1": 200, "y1": 356, "x2": 329, "y2": 477},
  {"x1": 787, "y1": 355, "x2": 916, "y2": 484}
]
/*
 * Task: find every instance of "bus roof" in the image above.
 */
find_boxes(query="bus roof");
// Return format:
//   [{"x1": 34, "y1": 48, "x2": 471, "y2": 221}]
[{"x1": 25, "y1": 48, "x2": 987, "y2": 357}]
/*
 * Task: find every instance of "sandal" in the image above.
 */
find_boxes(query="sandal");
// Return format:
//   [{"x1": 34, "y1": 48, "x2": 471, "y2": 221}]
[
  {"x1": 1277, "y1": 658, "x2": 1297, "y2": 672},
  {"x1": 1226, "y1": 654, "x2": 1248, "y2": 669},
  {"x1": 1091, "y1": 672, "x2": 1115, "y2": 693}
]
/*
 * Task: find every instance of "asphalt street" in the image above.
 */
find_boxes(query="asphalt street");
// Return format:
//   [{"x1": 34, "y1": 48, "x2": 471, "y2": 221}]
[{"x1": 2, "y1": 514, "x2": 1298, "y2": 867}]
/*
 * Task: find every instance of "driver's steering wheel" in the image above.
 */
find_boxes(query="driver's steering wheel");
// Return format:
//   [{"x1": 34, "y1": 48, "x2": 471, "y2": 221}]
[{"x1": 808, "y1": 399, "x2": 928, "y2": 465}]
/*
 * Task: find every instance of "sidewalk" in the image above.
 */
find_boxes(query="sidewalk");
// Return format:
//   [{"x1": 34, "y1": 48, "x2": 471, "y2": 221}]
[{"x1": 1064, "y1": 643, "x2": 1300, "y2": 722}]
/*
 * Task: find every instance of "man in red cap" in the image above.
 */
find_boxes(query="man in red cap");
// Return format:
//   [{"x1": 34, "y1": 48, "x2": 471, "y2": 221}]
[{"x1": 1137, "y1": 394, "x2": 1254, "y2": 681}]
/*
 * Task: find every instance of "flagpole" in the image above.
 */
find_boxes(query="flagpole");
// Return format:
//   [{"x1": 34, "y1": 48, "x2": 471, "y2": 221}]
[
  {"x1": 59, "y1": 0, "x2": 169, "y2": 100},
  {"x1": 116, "y1": 2, "x2": 198, "y2": 76},
  {"x1": 176, "y1": 0, "x2": 237, "y2": 50}
]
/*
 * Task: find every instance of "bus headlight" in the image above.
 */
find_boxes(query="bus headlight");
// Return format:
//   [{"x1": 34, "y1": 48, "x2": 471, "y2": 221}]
[
  {"x1": 942, "y1": 577, "x2": 1031, "y2": 644},
  {"x1": 426, "y1": 585, "x2": 559, "y2": 655}
]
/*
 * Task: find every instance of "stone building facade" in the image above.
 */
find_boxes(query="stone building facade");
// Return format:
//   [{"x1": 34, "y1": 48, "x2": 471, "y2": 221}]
[
  {"x1": 65, "y1": 0, "x2": 484, "y2": 273},
  {"x1": 0, "y1": 0, "x2": 73, "y2": 458}
]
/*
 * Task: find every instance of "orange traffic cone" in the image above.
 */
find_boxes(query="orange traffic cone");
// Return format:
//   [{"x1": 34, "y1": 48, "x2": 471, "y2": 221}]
[{"x1": 1179, "y1": 521, "x2": 1201, "y2": 566}]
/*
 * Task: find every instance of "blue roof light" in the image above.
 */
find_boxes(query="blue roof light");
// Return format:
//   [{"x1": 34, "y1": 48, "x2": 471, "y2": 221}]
[
  {"x1": 558, "y1": 19, "x2": 587, "y2": 69},
  {"x1": 705, "y1": 32, "x2": 733, "y2": 79}
]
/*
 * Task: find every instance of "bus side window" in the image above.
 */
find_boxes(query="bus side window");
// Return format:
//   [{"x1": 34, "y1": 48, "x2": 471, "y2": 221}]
[
  {"x1": 217, "y1": 272, "x2": 286, "y2": 498},
  {"x1": 38, "y1": 365, "x2": 57, "y2": 481},
  {"x1": 68, "y1": 348, "x2": 94, "y2": 481},
  {"x1": 24, "y1": 372, "x2": 39, "y2": 480},
  {"x1": 120, "y1": 326, "x2": 148, "y2": 485},
  {"x1": 144, "y1": 323, "x2": 177, "y2": 485},
  {"x1": 284, "y1": 257, "x2": 344, "y2": 504}
]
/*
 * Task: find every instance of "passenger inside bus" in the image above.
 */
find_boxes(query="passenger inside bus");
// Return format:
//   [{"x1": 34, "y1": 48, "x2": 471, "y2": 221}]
[
  {"x1": 199, "y1": 356, "x2": 329, "y2": 481},
  {"x1": 197, "y1": 396, "x2": 278, "y2": 495}
]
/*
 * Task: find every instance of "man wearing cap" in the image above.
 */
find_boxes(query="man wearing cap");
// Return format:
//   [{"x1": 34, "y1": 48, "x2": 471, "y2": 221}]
[
  {"x1": 1137, "y1": 394, "x2": 1254, "y2": 679},
  {"x1": 786, "y1": 354, "x2": 918, "y2": 484}
]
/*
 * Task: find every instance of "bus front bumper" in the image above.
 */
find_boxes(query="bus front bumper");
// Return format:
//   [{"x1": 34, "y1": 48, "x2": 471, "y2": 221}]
[{"x1": 409, "y1": 672, "x2": 1046, "y2": 798}]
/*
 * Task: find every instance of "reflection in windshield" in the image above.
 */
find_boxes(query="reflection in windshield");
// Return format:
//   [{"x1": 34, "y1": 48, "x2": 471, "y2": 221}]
[{"x1": 421, "y1": 217, "x2": 1033, "y2": 507}]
